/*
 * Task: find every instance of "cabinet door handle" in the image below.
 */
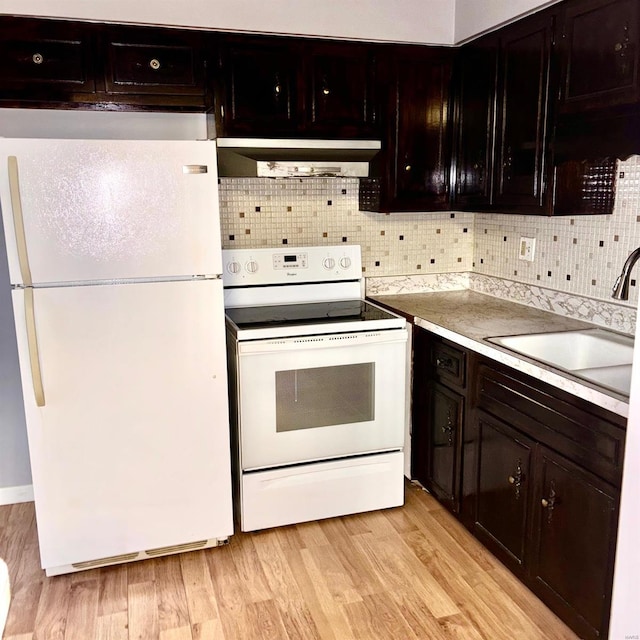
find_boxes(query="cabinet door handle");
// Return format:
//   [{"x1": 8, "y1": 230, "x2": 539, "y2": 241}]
[
  {"x1": 321, "y1": 74, "x2": 330, "y2": 96},
  {"x1": 541, "y1": 481, "x2": 557, "y2": 524},
  {"x1": 149, "y1": 58, "x2": 161, "y2": 70},
  {"x1": 507, "y1": 458, "x2": 523, "y2": 500},
  {"x1": 32, "y1": 53, "x2": 44, "y2": 65},
  {"x1": 274, "y1": 73, "x2": 282, "y2": 98},
  {"x1": 435, "y1": 356, "x2": 453, "y2": 370}
]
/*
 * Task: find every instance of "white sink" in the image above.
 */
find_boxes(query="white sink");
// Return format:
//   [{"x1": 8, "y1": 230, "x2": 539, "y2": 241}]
[{"x1": 487, "y1": 328, "x2": 634, "y2": 396}]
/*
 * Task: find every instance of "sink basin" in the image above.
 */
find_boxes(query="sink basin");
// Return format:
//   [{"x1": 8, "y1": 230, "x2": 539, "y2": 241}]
[{"x1": 487, "y1": 328, "x2": 634, "y2": 396}]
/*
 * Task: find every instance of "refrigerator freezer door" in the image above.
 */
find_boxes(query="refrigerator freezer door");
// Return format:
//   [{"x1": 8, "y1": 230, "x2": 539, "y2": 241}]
[
  {"x1": 0, "y1": 139, "x2": 222, "y2": 285},
  {"x1": 11, "y1": 279, "x2": 232, "y2": 570}
]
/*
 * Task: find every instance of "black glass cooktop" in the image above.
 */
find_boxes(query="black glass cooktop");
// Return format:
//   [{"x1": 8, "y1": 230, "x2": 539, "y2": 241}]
[{"x1": 226, "y1": 299, "x2": 398, "y2": 330}]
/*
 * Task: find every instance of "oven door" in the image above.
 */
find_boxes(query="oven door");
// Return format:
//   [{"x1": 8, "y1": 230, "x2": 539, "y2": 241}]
[{"x1": 236, "y1": 328, "x2": 408, "y2": 470}]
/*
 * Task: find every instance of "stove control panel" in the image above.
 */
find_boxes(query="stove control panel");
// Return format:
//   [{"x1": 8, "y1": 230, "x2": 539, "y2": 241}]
[{"x1": 222, "y1": 245, "x2": 362, "y2": 286}]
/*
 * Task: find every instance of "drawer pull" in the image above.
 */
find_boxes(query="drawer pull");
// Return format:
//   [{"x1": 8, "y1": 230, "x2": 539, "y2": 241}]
[
  {"x1": 149, "y1": 58, "x2": 161, "y2": 70},
  {"x1": 32, "y1": 53, "x2": 44, "y2": 64}
]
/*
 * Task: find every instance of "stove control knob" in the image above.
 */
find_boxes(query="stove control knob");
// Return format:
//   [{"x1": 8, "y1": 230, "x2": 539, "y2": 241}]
[
  {"x1": 323, "y1": 257, "x2": 336, "y2": 270},
  {"x1": 339, "y1": 257, "x2": 352, "y2": 269},
  {"x1": 245, "y1": 260, "x2": 259, "y2": 273},
  {"x1": 226, "y1": 261, "x2": 241, "y2": 274}
]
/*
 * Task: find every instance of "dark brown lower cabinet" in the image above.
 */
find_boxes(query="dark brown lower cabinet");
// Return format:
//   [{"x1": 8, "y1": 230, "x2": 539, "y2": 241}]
[
  {"x1": 474, "y1": 413, "x2": 534, "y2": 570},
  {"x1": 413, "y1": 382, "x2": 462, "y2": 512},
  {"x1": 471, "y1": 409, "x2": 619, "y2": 639},
  {"x1": 531, "y1": 447, "x2": 619, "y2": 639}
]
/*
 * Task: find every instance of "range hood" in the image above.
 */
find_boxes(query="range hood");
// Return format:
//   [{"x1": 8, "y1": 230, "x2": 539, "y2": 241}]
[{"x1": 216, "y1": 138, "x2": 381, "y2": 178}]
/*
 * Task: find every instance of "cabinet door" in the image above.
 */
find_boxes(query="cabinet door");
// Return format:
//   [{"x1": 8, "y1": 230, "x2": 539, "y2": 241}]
[
  {"x1": 530, "y1": 447, "x2": 619, "y2": 640},
  {"x1": 389, "y1": 50, "x2": 452, "y2": 211},
  {"x1": 453, "y1": 36, "x2": 497, "y2": 209},
  {"x1": 474, "y1": 412, "x2": 534, "y2": 571},
  {"x1": 560, "y1": 0, "x2": 640, "y2": 112},
  {"x1": 103, "y1": 26, "x2": 205, "y2": 99},
  {"x1": 0, "y1": 17, "x2": 95, "y2": 99},
  {"x1": 494, "y1": 13, "x2": 553, "y2": 213},
  {"x1": 218, "y1": 38, "x2": 299, "y2": 136},
  {"x1": 305, "y1": 42, "x2": 378, "y2": 137}
]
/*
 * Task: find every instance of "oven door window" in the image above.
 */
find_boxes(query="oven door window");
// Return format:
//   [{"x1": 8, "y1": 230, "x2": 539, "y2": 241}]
[{"x1": 275, "y1": 363, "x2": 374, "y2": 432}]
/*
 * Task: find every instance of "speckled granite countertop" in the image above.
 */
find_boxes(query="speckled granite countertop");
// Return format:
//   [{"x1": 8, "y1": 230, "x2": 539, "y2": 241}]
[{"x1": 369, "y1": 290, "x2": 630, "y2": 418}]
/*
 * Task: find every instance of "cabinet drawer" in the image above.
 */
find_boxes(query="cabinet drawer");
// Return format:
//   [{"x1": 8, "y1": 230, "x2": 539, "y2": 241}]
[
  {"x1": 473, "y1": 360, "x2": 625, "y2": 486},
  {"x1": 0, "y1": 19, "x2": 95, "y2": 93},
  {"x1": 431, "y1": 340, "x2": 466, "y2": 388},
  {"x1": 104, "y1": 29, "x2": 204, "y2": 96}
]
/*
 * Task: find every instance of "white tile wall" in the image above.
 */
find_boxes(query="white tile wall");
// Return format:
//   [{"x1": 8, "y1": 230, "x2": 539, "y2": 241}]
[
  {"x1": 473, "y1": 156, "x2": 640, "y2": 309},
  {"x1": 218, "y1": 178, "x2": 474, "y2": 275},
  {"x1": 218, "y1": 155, "x2": 640, "y2": 311}
]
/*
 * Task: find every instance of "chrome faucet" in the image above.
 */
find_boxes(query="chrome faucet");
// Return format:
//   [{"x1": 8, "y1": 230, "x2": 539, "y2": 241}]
[{"x1": 612, "y1": 247, "x2": 640, "y2": 300}]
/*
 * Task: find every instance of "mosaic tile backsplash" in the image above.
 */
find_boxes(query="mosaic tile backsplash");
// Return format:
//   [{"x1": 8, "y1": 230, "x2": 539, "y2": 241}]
[{"x1": 218, "y1": 155, "x2": 640, "y2": 311}]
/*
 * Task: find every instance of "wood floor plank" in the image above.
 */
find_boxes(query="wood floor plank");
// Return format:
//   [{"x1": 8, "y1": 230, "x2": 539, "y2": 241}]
[
  {"x1": 298, "y1": 546, "x2": 355, "y2": 640},
  {"x1": 179, "y1": 550, "x2": 220, "y2": 626},
  {"x1": 128, "y1": 580, "x2": 159, "y2": 640},
  {"x1": 155, "y1": 554, "x2": 190, "y2": 632},
  {"x1": 301, "y1": 544, "x2": 362, "y2": 605},
  {"x1": 205, "y1": 542, "x2": 252, "y2": 640},
  {"x1": 158, "y1": 625, "x2": 193, "y2": 640},
  {"x1": 343, "y1": 592, "x2": 420, "y2": 640},
  {"x1": 64, "y1": 576, "x2": 100, "y2": 640},
  {"x1": 354, "y1": 532, "x2": 460, "y2": 619},
  {"x1": 95, "y1": 611, "x2": 128, "y2": 640},
  {"x1": 98, "y1": 564, "x2": 128, "y2": 617},
  {"x1": 2, "y1": 541, "x2": 43, "y2": 636},
  {"x1": 228, "y1": 534, "x2": 272, "y2": 604},
  {"x1": 191, "y1": 619, "x2": 225, "y2": 640},
  {"x1": 32, "y1": 573, "x2": 72, "y2": 640},
  {"x1": 245, "y1": 599, "x2": 289, "y2": 640}
]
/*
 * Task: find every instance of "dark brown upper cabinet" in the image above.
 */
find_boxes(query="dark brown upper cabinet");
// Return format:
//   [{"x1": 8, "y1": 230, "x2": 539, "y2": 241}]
[
  {"x1": 215, "y1": 37, "x2": 378, "y2": 138},
  {"x1": 0, "y1": 17, "x2": 96, "y2": 103},
  {"x1": 493, "y1": 10, "x2": 555, "y2": 214},
  {"x1": 216, "y1": 36, "x2": 299, "y2": 136},
  {"x1": 102, "y1": 25, "x2": 207, "y2": 107},
  {"x1": 304, "y1": 42, "x2": 378, "y2": 137},
  {"x1": 369, "y1": 46, "x2": 453, "y2": 212},
  {"x1": 452, "y1": 34, "x2": 498, "y2": 209},
  {"x1": 558, "y1": 0, "x2": 640, "y2": 113}
]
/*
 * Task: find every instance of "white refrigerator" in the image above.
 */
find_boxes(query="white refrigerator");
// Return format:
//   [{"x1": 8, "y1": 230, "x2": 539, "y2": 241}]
[{"x1": 0, "y1": 138, "x2": 233, "y2": 576}]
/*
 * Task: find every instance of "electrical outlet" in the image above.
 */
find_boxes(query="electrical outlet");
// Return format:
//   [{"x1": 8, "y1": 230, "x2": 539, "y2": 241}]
[{"x1": 519, "y1": 237, "x2": 536, "y2": 262}]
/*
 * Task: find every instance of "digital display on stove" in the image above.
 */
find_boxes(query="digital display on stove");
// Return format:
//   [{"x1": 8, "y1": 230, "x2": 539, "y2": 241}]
[
  {"x1": 226, "y1": 299, "x2": 398, "y2": 330},
  {"x1": 284, "y1": 255, "x2": 297, "y2": 263}
]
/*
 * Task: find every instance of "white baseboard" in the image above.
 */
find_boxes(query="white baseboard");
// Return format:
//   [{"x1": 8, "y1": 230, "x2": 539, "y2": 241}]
[{"x1": 0, "y1": 484, "x2": 34, "y2": 506}]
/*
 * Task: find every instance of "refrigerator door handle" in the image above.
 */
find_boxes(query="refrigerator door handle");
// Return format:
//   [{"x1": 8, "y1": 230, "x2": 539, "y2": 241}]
[
  {"x1": 8, "y1": 156, "x2": 33, "y2": 287},
  {"x1": 24, "y1": 287, "x2": 46, "y2": 407}
]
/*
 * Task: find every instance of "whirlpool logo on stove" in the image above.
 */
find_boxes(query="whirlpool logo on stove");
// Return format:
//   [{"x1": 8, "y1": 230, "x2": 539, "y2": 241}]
[{"x1": 286, "y1": 272, "x2": 299, "y2": 277}]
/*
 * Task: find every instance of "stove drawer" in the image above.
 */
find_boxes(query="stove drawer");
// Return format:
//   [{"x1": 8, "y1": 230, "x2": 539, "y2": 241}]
[{"x1": 240, "y1": 451, "x2": 404, "y2": 531}]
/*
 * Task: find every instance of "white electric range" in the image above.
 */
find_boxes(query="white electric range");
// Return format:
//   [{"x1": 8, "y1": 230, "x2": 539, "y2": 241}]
[{"x1": 223, "y1": 245, "x2": 408, "y2": 531}]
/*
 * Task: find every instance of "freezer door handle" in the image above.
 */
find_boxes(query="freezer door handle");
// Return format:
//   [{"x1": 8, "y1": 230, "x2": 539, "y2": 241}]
[
  {"x1": 8, "y1": 156, "x2": 33, "y2": 286},
  {"x1": 24, "y1": 288, "x2": 45, "y2": 407}
]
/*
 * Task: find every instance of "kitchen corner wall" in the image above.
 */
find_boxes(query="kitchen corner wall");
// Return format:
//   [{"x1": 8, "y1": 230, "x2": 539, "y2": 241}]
[{"x1": 219, "y1": 154, "x2": 640, "y2": 314}]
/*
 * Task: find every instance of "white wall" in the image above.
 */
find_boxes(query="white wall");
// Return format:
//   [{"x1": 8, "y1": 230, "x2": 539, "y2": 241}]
[
  {"x1": 0, "y1": 0, "x2": 455, "y2": 45},
  {"x1": 454, "y1": 0, "x2": 562, "y2": 42},
  {"x1": 0, "y1": 109, "x2": 207, "y2": 500}
]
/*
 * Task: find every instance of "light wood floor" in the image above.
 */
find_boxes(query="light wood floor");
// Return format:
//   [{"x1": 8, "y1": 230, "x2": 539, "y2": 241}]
[{"x1": 0, "y1": 481, "x2": 579, "y2": 640}]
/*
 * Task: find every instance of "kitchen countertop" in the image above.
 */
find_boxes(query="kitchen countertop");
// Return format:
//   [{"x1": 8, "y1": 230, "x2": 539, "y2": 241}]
[{"x1": 369, "y1": 289, "x2": 630, "y2": 418}]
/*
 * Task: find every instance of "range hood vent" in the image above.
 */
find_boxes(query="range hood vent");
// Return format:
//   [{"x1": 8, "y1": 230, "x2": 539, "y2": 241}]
[{"x1": 216, "y1": 138, "x2": 381, "y2": 178}]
